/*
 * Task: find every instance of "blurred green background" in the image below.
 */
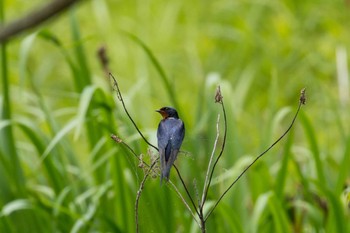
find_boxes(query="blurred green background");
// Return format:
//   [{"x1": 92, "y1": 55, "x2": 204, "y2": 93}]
[{"x1": 1, "y1": 0, "x2": 350, "y2": 232}]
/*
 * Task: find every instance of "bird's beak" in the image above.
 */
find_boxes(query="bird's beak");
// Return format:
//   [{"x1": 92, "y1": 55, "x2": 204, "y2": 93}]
[{"x1": 156, "y1": 109, "x2": 168, "y2": 119}]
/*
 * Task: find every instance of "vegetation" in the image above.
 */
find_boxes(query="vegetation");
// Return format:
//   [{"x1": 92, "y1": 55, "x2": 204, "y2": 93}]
[{"x1": 1, "y1": 0, "x2": 350, "y2": 232}]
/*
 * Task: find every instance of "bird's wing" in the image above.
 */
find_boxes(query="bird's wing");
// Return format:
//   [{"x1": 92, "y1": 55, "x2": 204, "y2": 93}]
[
  {"x1": 157, "y1": 120, "x2": 171, "y2": 179},
  {"x1": 164, "y1": 118, "x2": 185, "y2": 175},
  {"x1": 157, "y1": 121, "x2": 170, "y2": 149},
  {"x1": 169, "y1": 119, "x2": 185, "y2": 149}
]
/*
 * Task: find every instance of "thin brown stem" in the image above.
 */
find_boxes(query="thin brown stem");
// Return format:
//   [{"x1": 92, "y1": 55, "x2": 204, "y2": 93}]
[
  {"x1": 111, "y1": 134, "x2": 150, "y2": 168},
  {"x1": 205, "y1": 92, "x2": 305, "y2": 221},
  {"x1": 109, "y1": 73, "x2": 158, "y2": 151},
  {"x1": 173, "y1": 165, "x2": 200, "y2": 216},
  {"x1": 201, "y1": 98, "x2": 227, "y2": 211},
  {"x1": 201, "y1": 114, "x2": 221, "y2": 207},
  {"x1": 135, "y1": 160, "x2": 158, "y2": 233},
  {"x1": 198, "y1": 113, "x2": 221, "y2": 231},
  {"x1": 168, "y1": 180, "x2": 200, "y2": 227}
]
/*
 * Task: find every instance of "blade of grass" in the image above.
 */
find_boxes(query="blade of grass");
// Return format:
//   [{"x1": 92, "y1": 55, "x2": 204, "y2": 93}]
[
  {"x1": 293, "y1": 200, "x2": 324, "y2": 230},
  {"x1": 69, "y1": 8, "x2": 92, "y2": 92},
  {"x1": 14, "y1": 119, "x2": 65, "y2": 192},
  {"x1": 252, "y1": 191, "x2": 292, "y2": 233},
  {"x1": 0, "y1": 148, "x2": 13, "y2": 205},
  {"x1": 38, "y1": 117, "x2": 78, "y2": 166},
  {"x1": 111, "y1": 151, "x2": 132, "y2": 233},
  {"x1": 335, "y1": 134, "x2": 350, "y2": 193},
  {"x1": 38, "y1": 30, "x2": 81, "y2": 92},
  {"x1": 0, "y1": 0, "x2": 25, "y2": 196},
  {"x1": 252, "y1": 191, "x2": 271, "y2": 233},
  {"x1": 71, "y1": 204, "x2": 96, "y2": 233},
  {"x1": 319, "y1": 185, "x2": 348, "y2": 233},
  {"x1": 74, "y1": 85, "x2": 99, "y2": 140},
  {"x1": 0, "y1": 199, "x2": 33, "y2": 217},
  {"x1": 217, "y1": 203, "x2": 244, "y2": 233},
  {"x1": 0, "y1": 215, "x2": 13, "y2": 232},
  {"x1": 299, "y1": 112, "x2": 326, "y2": 185},
  {"x1": 267, "y1": 192, "x2": 292, "y2": 233},
  {"x1": 68, "y1": 12, "x2": 111, "y2": 182},
  {"x1": 275, "y1": 129, "x2": 294, "y2": 198},
  {"x1": 0, "y1": 121, "x2": 12, "y2": 178},
  {"x1": 18, "y1": 32, "x2": 85, "y2": 189},
  {"x1": 19, "y1": 32, "x2": 80, "y2": 168},
  {"x1": 122, "y1": 31, "x2": 179, "y2": 110}
]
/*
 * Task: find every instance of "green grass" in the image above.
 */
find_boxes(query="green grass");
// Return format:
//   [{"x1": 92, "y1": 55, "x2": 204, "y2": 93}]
[{"x1": 1, "y1": 0, "x2": 350, "y2": 232}]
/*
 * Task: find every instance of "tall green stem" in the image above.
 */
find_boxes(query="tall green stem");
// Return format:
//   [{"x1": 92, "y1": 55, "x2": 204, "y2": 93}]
[{"x1": 0, "y1": 0, "x2": 25, "y2": 197}]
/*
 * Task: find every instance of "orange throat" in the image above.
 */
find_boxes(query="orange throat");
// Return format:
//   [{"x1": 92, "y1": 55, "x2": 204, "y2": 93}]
[{"x1": 159, "y1": 110, "x2": 169, "y2": 119}]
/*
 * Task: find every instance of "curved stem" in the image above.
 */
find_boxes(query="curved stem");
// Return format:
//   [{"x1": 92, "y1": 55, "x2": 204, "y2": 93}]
[
  {"x1": 205, "y1": 101, "x2": 303, "y2": 221},
  {"x1": 173, "y1": 165, "x2": 200, "y2": 216},
  {"x1": 135, "y1": 160, "x2": 158, "y2": 233},
  {"x1": 109, "y1": 73, "x2": 158, "y2": 151},
  {"x1": 201, "y1": 100, "x2": 227, "y2": 209}
]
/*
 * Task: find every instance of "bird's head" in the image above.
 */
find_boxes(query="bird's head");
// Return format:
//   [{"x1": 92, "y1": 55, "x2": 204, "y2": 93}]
[{"x1": 156, "y1": 107, "x2": 179, "y2": 119}]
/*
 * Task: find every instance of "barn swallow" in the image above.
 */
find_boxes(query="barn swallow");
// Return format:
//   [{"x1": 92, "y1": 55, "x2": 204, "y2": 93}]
[{"x1": 156, "y1": 107, "x2": 185, "y2": 183}]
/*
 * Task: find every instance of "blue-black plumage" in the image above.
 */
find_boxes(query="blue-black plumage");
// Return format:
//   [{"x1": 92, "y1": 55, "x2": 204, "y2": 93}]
[{"x1": 156, "y1": 107, "x2": 185, "y2": 183}]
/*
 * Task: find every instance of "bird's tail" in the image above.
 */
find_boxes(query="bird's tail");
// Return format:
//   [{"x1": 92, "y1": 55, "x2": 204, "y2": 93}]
[
  {"x1": 160, "y1": 166, "x2": 171, "y2": 184},
  {"x1": 160, "y1": 149, "x2": 179, "y2": 185}
]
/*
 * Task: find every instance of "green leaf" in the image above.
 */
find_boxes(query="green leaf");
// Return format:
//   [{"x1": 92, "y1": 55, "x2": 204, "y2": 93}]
[{"x1": 0, "y1": 199, "x2": 33, "y2": 217}]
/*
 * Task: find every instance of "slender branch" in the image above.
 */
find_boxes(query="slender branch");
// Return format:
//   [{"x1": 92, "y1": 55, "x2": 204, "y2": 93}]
[
  {"x1": 173, "y1": 165, "x2": 200, "y2": 216},
  {"x1": 193, "y1": 179, "x2": 200, "y2": 207},
  {"x1": 168, "y1": 180, "x2": 200, "y2": 227},
  {"x1": 0, "y1": 0, "x2": 82, "y2": 43},
  {"x1": 205, "y1": 88, "x2": 306, "y2": 221},
  {"x1": 109, "y1": 73, "x2": 158, "y2": 151},
  {"x1": 135, "y1": 160, "x2": 158, "y2": 233},
  {"x1": 202, "y1": 86, "x2": 227, "y2": 209},
  {"x1": 111, "y1": 134, "x2": 150, "y2": 168},
  {"x1": 201, "y1": 114, "x2": 221, "y2": 207},
  {"x1": 198, "y1": 114, "x2": 221, "y2": 232}
]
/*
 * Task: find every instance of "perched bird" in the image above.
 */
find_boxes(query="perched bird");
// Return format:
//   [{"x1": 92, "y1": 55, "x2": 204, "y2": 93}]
[{"x1": 156, "y1": 107, "x2": 185, "y2": 183}]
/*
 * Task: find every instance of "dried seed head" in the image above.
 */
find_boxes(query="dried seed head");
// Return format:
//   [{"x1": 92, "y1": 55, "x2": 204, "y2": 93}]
[
  {"x1": 300, "y1": 88, "x2": 306, "y2": 105},
  {"x1": 97, "y1": 46, "x2": 109, "y2": 68},
  {"x1": 147, "y1": 149, "x2": 160, "y2": 179},
  {"x1": 215, "y1": 85, "x2": 223, "y2": 103},
  {"x1": 138, "y1": 154, "x2": 144, "y2": 168},
  {"x1": 111, "y1": 134, "x2": 122, "y2": 143}
]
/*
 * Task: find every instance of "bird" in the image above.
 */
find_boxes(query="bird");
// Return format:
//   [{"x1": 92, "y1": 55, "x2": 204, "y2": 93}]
[{"x1": 156, "y1": 107, "x2": 185, "y2": 183}]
